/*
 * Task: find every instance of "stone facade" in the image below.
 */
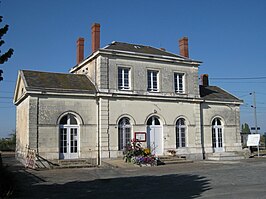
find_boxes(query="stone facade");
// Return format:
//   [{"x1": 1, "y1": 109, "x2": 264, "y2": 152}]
[{"x1": 14, "y1": 27, "x2": 243, "y2": 165}]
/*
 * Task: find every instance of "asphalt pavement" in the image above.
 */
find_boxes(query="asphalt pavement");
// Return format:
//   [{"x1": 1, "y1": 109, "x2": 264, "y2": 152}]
[{"x1": 2, "y1": 153, "x2": 266, "y2": 199}]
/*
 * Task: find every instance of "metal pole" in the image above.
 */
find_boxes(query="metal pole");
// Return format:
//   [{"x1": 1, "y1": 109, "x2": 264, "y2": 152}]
[
  {"x1": 264, "y1": 133, "x2": 266, "y2": 149},
  {"x1": 254, "y1": 92, "x2": 258, "y2": 134},
  {"x1": 251, "y1": 92, "x2": 258, "y2": 134}
]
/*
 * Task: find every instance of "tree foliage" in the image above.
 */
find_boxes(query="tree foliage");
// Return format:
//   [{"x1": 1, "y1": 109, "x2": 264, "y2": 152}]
[
  {"x1": 0, "y1": 133, "x2": 16, "y2": 151},
  {"x1": 0, "y1": 16, "x2": 14, "y2": 65},
  {"x1": 241, "y1": 123, "x2": 251, "y2": 134}
]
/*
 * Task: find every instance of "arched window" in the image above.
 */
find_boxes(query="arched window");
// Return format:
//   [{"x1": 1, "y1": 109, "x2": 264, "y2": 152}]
[
  {"x1": 118, "y1": 117, "x2": 131, "y2": 151},
  {"x1": 212, "y1": 118, "x2": 222, "y2": 126},
  {"x1": 59, "y1": 114, "x2": 78, "y2": 125},
  {"x1": 147, "y1": 116, "x2": 160, "y2": 126},
  {"x1": 176, "y1": 118, "x2": 186, "y2": 148},
  {"x1": 212, "y1": 118, "x2": 223, "y2": 150}
]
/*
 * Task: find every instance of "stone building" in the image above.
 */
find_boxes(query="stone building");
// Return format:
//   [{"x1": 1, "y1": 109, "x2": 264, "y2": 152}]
[{"x1": 13, "y1": 23, "x2": 243, "y2": 165}]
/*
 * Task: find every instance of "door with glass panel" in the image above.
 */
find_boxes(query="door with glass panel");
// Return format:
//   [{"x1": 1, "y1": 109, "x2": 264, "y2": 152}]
[
  {"x1": 147, "y1": 116, "x2": 163, "y2": 155},
  {"x1": 212, "y1": 118, "x2": 223, "y2": 152},
  {"x1": 59, "y1": 114, "x2": 79, "y2": 159}
]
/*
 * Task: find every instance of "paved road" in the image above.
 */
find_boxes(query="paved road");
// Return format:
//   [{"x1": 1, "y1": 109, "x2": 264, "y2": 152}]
[{"x1": 2, "y1": 154, "x2": 266, "y2": 199}]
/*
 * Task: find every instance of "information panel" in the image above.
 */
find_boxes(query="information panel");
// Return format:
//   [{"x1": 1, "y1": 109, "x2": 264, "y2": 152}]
[
  {"x1": 247, "y1": 134, "x2": 260, "y2": 146},
  {"x1": 134, "y1": 132, "x2": 146, "y2": 142}
]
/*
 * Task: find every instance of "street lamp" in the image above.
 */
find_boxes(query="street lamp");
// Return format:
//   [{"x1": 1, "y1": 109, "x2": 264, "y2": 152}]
[{"x1": 250, "y1": 92, "x2": 258, "y2": 134}]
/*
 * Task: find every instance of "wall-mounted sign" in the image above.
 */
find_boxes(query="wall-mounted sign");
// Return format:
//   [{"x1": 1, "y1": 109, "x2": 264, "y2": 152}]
[{"x1": 134, "y1": 132, "x2": 146, "y2": 142}]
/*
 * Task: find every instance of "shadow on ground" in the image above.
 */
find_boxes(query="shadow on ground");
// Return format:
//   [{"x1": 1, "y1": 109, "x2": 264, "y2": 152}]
[
  {"x1": 16, "y1": 173, "x2": 211, "y2": 199},
  {"x1": 2, "y1": 154, "x2": 211, "y2": 199}
]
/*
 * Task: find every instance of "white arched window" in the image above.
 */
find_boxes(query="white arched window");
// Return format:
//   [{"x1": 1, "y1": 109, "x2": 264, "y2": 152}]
[
  {"x1": 147, "y1": 116, "x2": 160, "y2": 126},
  {"x1": 176, "y1": 118, "x2": 186, "y2": 148},
  {"x1": 118, "y1": 117, "x2": 131, "y2": 151}
]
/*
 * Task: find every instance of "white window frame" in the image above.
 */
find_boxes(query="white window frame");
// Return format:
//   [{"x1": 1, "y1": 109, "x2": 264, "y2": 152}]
[
  {"x1": 147, "y1": 70, "x2": 159, "y2": 92},
  {"x1": 174, "y1": 73, "x2": 185, "y2": 93},
  {"x1": 118, "y1": 67, "x2": 131, "y2": 90},
  {"x1": 176, "y1": 118, "x2": 186, "y2": 148},
  {"x1": 118, "y1": 117, "x2": 132, "y2": 151}
]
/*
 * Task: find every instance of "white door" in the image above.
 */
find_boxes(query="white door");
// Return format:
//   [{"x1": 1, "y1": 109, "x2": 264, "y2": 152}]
[
  {"x1": 212, "y1": 118, "x2": 223, "y2": 152},
  {"x1": 147, "y1": 116, "x2": 163, "y2": 156},
  {"x1": 59, "y1": 127, "x2": 79, "y2": 159},
  {"x1": 147, "y1": 126, "x2": 163, "y2": 155}
]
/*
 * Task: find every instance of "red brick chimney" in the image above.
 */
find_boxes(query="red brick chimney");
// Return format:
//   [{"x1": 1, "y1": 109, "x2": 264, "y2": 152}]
[
  {"x1": 200, "y1": 74, "x2": 209, "y2": 86},
  {"x1": 179, "y1": 37, "x2": 189, "y2": 58},
  {"x1": 91, "y1": 23, "x2": 100, "y2": 53},
  {"x1": 76, "y1": 37, "x2": 84, "y2": 64}
]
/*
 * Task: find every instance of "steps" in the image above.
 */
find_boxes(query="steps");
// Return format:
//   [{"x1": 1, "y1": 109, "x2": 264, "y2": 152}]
[
  {"x1": 56, "y1": 159, "x2": 96, "y2": 168},
  {"x1": 206, "y1": 152, "x2": 245, "y2": 161},
  {"x1": 35, "y1": 159, "x2": 97, "y2": 169},
  {"x1": 159, "y1": 156, "x2": 193, "y2": 165}
]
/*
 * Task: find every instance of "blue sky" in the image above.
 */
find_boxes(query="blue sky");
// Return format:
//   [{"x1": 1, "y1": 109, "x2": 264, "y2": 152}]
[{"x1": 0, "y1": 0, "x2": 266, "y2": 138}]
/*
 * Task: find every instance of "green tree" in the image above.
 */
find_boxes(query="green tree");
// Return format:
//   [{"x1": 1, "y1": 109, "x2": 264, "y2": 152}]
[
  {"x1": 0, "y1": 16, "x2": 13, "y2": 64},
  {"x1": 241, "y1": 123, "x2": 251, "y2": 134},
  {"x1": 0, "y1": 16, "x2": 14, "y2": 81}
]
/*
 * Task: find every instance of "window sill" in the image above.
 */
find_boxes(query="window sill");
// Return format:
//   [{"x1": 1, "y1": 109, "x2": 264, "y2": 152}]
[
  {"x1": 118, "y1": 88, "x2": 131, "y2": 91},
  {"x1": 147, "y1": 90, "x2": 159, "y2": 93},
  {"x1": 175, "y1": 91, "x2": 186, "y2": 94}
]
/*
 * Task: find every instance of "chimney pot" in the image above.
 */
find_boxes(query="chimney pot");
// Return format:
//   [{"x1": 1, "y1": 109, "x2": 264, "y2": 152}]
[
  {"x1": 76, "y1": 37, "x2": 84, "y2": 65},
  {"x1": 179, "y1": 37, "x2": 189, "y2": 58},
  {"x1": 200, "y1": 74, "x2": 209, "y2": 86},
  {"x1": 91, "y1": 23, "x2": 100, "y2": 53}
]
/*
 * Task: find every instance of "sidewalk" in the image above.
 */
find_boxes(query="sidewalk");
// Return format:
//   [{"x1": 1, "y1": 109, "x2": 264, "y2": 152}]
[{"x1": 101, "y1": 158, "x2": 137, "y2": 168}]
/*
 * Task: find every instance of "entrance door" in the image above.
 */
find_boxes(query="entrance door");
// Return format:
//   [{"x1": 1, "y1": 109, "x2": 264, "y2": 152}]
[
  {"x1": 212, "y1": 118, "x2": 223, "y2": 152},
  {"x1": 59, "y1": 127, "x2": 79, "y2": 159},
  {"x1": 147, "y1": 116, "x2": 163, "y2": 155},
  {"x1": 59, "y1": 114, "x2": 79, "y2": 159}
]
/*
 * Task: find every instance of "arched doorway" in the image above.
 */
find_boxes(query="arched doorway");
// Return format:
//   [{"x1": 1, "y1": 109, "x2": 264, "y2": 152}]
[
  {"x1": 212, "y1": 118, "x2": 223, "y2": 152},
  {"x1": 118, "y1": 117, "x2": 132, "y2": 151},
  {"x1": 59, "y1": 113, "x2": 79, "y2": 159},
  {"x1": 147, "y1": 116, "x2": 163, "y2": 155}
]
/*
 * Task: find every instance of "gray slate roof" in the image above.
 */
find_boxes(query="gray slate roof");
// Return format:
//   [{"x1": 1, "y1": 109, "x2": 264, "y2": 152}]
[
  {"x1": 22, "y1": 70, "x2": 96, "y2": 92},
  {"x1": 200, "y1": 85, "x2": 242, "y2": 103},
  {"x1": 20, "y1": 71, "x2": 241, "y2": 103},
  {"x1": 104, "y1": 41, "x2": 194, "y2": 60}
]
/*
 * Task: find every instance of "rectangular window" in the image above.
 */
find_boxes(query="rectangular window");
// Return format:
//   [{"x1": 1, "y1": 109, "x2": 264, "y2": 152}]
[
  {"x1": 176, "y1": 127, "x2": 186, "y2": 148},
  {"x1": 118, "y1": 67, "x2": 130, "y2": 90},
  {"x1": 147, "y1": 70, "x2": 159, "y2": 92},
  {"x1": 174, "y1": 73, "x2": 185, "y2": 93}
]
